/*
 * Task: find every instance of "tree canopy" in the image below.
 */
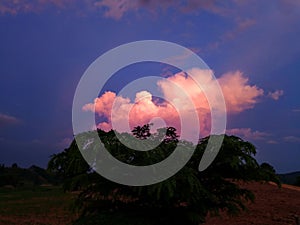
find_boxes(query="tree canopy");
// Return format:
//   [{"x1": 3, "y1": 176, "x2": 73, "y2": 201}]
[{"x1": 48, "y1": 125, "x2": 280, "y2": 225}]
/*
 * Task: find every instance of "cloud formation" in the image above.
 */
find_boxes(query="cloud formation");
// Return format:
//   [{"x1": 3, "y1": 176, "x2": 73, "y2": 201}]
[
  {"x1": 0, "y1": 113, "x2": 20, "y2": 127},
  {"x1": 0, "y1": 0, "x2": 229, "y2": 18},
  {"x1": 95, "y1": 0, "x2": 231, "y2": 19},
  {"x1": 218, "y1": 71, "x2": 264, "y2": 113},
  {"x1": 83, "y1": 90, "x2": 180, "y2": 134},
  {"x1": 226, "y1": 128, "x2": 270, "y2": 141},
  {"x1": 0, "y1": 0, "x2": 74, "y2": 15},
  {"x1": 83, "y1": 68, "x2": 267, "y2": 137},
  {"x1": 268, "y1": 90, "x2": 284, "y2": 100},
  {"x1": 283, "y1": 136, "x2": 300, "y2": 143}
]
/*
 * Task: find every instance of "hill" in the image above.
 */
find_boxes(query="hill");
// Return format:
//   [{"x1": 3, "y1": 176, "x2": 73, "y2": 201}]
[{"x1": 279, "y1": 171, "x2": 300, "y2": 185}]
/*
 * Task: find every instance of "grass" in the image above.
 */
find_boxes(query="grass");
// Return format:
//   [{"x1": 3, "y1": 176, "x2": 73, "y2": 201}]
[
  {"x1": 0, "y1": 186, "x2": 167, "y2": 225},
  {"x1": 0, "y1": 186, "x2": 77, "y2": 225},
  {"x1": 0, "y1": 186, "x2": 197, "y2": 225}
]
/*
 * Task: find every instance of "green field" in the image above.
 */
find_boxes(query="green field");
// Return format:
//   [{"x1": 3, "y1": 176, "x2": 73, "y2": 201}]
[{"x1": 0, "y1": 186, "x2": 77, "y2": 225}]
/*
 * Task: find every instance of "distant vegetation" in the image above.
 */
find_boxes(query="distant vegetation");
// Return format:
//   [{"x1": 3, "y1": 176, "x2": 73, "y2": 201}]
[
  {"x1": 279, "y1": 171, "x2": 300, "y2": 186},
  {"x1": 0, "y1": 163, "x2": 56, "y2": 188},
  {"x1": 47, "y1": 124, "x2": 281, "y2": 225}
]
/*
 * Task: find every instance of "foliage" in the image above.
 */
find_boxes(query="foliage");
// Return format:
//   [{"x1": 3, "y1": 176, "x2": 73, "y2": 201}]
[
  {"x1": 132, "y1": 124, "x2": 151, "y2": 139},
  {"x1": 0, "y1": 164, "x2": 55, "y2": 187},
  {"x1": 259, "y1": 162, "x2": 281, "y2": 186},
  {"x1": 48, "y1": 125, "x2": 280, "y2": 224},
  {"x1": 47, "y1": 140, "x2": 91, "y2": 190}
]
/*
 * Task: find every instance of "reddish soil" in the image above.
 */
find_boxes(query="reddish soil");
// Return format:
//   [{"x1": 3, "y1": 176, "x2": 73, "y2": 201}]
[{"x1": 205, "y1": 182, "x2": 300, "y2": 225}]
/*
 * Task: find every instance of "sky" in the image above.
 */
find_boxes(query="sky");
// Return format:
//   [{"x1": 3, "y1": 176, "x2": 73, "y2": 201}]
[{"x1": 0, "y1": 0, "x2": 299, "y2": 173}]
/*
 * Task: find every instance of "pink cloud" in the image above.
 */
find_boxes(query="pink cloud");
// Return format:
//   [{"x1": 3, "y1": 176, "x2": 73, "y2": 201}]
[
  {"x1": 0, "y1": 0, "x2": 84, "y2": 15},
  {"x1": 0, "y1": 113, "x2": 20, "y2": 127},
  {"x1": 226, "y1": 128, "x2": 270, "y2": 140},
  {"x1": 1, "y1": 0, "x2": 300, "y2": 23},
  {"x1": 89, "y1": 90, "x2": 180, "y2": 134},
  {"x1": 83, "y1": 68, "x2": 266, "y2": 139},
  {"x1": 218, "y1": 71, "x2": 264, "y2": 113},
  {"x1": 83, "y1": 91, "x2": 117, "y2": 117},
  {"x1": 94, "y1": 0, "x2": 139, "y2": 20},
  {"x1": 0, "y1": 0, "x2": 236, "y2": 19},
  {"x1": 95, "y1": 0, "x2": 230, "y2": 20},
  {"x1": 267, "y1": 90, "x2": 284, "y2": 100}
]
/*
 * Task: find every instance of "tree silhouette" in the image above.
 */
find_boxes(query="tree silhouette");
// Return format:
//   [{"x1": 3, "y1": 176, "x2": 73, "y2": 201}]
[
  {"x1": 11, "y1": 163, "x2": 18, "y2": 169},
  {"x1": 132, "y1": 124, "x2": 151, "y2": 139},
  {"x1": 48, "y1": 126, "x2": 280, "y2": 225}
]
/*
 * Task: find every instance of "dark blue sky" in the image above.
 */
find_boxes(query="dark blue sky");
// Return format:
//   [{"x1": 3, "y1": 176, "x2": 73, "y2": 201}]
[{"x1": 0, "y1": 0, "x2": 299, "y2": 173}]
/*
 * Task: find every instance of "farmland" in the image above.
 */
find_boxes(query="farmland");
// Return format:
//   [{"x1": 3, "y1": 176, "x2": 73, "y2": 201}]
[{"x1": 0, "y1": 182, "x2": 300, "y2": 225}]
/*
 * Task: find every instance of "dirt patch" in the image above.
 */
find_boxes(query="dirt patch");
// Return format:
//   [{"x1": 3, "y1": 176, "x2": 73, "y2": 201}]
[{"x1": 205, "y1": 182, "x2": 300, "y2": 225}]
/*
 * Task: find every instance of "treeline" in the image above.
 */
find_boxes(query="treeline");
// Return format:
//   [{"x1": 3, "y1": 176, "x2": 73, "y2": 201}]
[
  {"x1": 0, "y1": 163, "x2": 57, "y2": 188},
  {"x1": 279, "y1": 171, "x2": 300, "y2": 187}
]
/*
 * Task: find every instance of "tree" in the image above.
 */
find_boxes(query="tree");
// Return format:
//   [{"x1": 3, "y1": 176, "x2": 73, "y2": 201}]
[
  {"x1": 47, "y1": 140, "x2": 91, "y2": 190},
  {"x1": 0, "y1": 164, "x2": 4, "y2": 172},
  {"x1": 11, "y1": 163, "x2": 18, "y2": 169},
  {"x1": 259, "y1": 162, "x2": 281, "y2": 185},
  {"x1": 48, "y1": 125, "x2": 280, "y2": 225},
  {"x1": 132, "y1": 124, "x2": 151, "y2": 139}
]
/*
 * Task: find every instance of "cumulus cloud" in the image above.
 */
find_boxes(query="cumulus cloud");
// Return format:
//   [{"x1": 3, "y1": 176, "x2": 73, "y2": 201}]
[
  {"x1": 158, "y1": 69, "x2": 264, "y2": 114},
  {"x1": 84, "y1": 90, "x2": 179, "y2": 134},
  {"x1": 218, "y1": 71, "x2": 264, "y2": 113},
  {"x1": 226, "y1": 128, "x2": 270, "y2": 141},
  {"x1": 83, "y1": 68, "x2": 266, "y2": 138},
  {"x1": 267, "y1": 90, "x2": 284, "y2": 100},
  {"x1": 0, "y1": 113, "x2": 20, "y2": 127},
  {"x1": 83, "y1": 91, "x2": 117, "y2": 117}
]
